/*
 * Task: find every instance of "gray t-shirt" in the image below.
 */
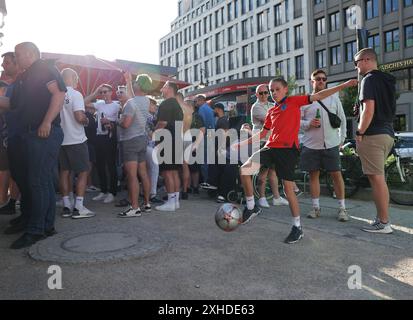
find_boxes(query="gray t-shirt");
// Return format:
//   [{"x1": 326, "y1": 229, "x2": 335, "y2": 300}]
[{"x1": 119, "y1": 96, "x2": 150, "y2": 142}]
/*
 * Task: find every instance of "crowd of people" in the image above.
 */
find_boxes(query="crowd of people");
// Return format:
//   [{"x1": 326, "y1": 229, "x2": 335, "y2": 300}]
[{"x1": 0, "y1": 42, "x2": 397, "y2": 248}]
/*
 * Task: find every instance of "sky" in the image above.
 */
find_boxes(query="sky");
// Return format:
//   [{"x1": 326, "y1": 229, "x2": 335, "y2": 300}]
[{"x1": 1, "y1": 0, "x2": 178, "y2": 65}]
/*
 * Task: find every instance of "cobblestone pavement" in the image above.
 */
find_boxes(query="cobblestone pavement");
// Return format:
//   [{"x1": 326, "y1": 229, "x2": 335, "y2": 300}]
[{"x1": 0, "y1": 191, "x2": 412, "y2": 300}]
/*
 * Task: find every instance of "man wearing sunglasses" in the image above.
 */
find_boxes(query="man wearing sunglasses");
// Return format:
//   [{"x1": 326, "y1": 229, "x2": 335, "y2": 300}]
[
  {"x1": 251, "y1": 84, "x2": 289, "y2": 208},
  {"x1": 84, "y1": 84, "x2": 120, "y2": 204},
  {"x1": 300, "y1": 69, "x2": 348, "y2": 222},
  {"x1": 354, "y1": 48, "x2": 397, "y2": 235}
]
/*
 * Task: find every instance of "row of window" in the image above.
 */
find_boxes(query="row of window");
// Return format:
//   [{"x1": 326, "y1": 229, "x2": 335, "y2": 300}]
[
  {"x1": 162, "y1": 24, "x2": 304, "y2": 70},
  {"x1": 315, "y1": 25, "x2": 413, "y2": 68},
  {"x1": 177, "y1": 55, "x2": 306, "y2": 85},
  {"x1": 161, "y1": 0, "x2": 302, "y2": 56}
]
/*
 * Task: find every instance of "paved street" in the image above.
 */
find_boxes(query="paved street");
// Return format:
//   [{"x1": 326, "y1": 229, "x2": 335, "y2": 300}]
[{"x1": 0, "y1": 190, "x2": 412, "y2": 300}]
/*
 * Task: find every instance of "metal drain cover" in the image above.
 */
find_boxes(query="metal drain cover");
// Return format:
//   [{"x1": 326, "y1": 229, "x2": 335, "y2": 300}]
[{"x1": 29, "y1": 229, "x2": 167, "y2": 264}]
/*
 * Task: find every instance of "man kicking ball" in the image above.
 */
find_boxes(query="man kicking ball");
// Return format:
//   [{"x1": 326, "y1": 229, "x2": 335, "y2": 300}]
[{"x1": 235, "y1": 77, "x2": 357, "y2": 244}]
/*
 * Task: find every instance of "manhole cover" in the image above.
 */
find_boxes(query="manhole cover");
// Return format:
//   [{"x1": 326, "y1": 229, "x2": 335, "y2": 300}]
[
  {"x1": 29, "y1": 229, "x2": 168, "y2": 264},
  {"x1": 62, "y1": 233, "x2": 138, "y2": 254}
]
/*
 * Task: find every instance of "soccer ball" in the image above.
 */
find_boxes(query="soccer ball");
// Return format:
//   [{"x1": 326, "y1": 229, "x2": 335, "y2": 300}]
[{"x1": 215, "y1": 203, "x2": 242, "y2": 232}]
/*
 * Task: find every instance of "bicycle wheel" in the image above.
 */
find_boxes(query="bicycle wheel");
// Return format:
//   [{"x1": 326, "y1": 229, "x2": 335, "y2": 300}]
[
  {"x1": 337, "y1": 155, "x2": 361, "y2": 198},
  {"x1": 386, "y1": 159, "x2": 413, "y2": 206},
  {"x1": 252, "y1": 167, "x2": 276, "y2": 201}
]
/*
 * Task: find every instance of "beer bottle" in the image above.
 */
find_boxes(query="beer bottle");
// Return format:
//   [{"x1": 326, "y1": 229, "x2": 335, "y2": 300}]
[{"x1": 315, "y1": 109, "x2": 321, "y2": 128}]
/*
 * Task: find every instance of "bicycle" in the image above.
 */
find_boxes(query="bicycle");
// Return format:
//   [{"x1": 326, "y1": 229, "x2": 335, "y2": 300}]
[{"x1": 325, "y1": 135, "x2": 413, "y2": 205}]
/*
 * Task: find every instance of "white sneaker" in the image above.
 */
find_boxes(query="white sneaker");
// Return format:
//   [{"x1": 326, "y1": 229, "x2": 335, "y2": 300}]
[
  {"x1": 338, "y1": 208, "x2": 350, "y2": 222},
  {"x1": 72, "y1": 207, "x2": 96, "y2": 219},
  {"x1": 155, "y1": 202, "x2": 176, "y2": 212},
  {"x1": 118, "y1": 207, "x2": 142, "y2": 218},
  {"x1": 175, "y1": 200, "x2": 180, "y2": 210},
  {"x1": 258, "y1": 198, "x2": 270, "y2": 208},
  {"x1": 273, "y1": 197, "x2": 289, "y2": 206},
  {"x1": 103, "y1": 193, "x2": 115, "y2": 204},
  {"x1": 93, "y1": 193, "x2": 106, "y2": 201}
]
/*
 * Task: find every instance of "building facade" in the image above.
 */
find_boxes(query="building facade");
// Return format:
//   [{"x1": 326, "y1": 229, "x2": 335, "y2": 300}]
[
  {"x1": 308, "y1": 0, "x2": 413, "y2": 132},
  {"x1": 160, "y1": 0, "x2": 311, "y2": 95}
]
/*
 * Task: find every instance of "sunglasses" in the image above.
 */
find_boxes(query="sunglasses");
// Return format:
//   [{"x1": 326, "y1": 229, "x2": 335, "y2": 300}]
[
  {"x1": 258, "y1": 91, "x2": 269, "y2": 96},
  {"x1": 314, "y1": 77, "x2": 327, "y2": 82},
  {"x1": 354, "y1": 58, "x2": 368, "y2": 66}
]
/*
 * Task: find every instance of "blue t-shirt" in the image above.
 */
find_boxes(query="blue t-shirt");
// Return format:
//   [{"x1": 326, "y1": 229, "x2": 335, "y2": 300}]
[{"x1": 198, "y1": 103, "x2": 216, "y2": 131}]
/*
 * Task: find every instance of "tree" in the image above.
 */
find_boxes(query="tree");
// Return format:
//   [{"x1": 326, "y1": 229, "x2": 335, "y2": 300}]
[
  {"x1": 275, "y1": 69, "x2": 298, "y2": 95},
  {"x1": 341, "y1": 86, "x2": 359, "y2": 117}
]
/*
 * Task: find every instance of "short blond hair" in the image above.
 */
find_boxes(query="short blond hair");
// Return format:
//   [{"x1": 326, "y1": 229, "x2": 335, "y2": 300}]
[{"x1": 355, "y1": 48, "x2": 377, "y2": 62}]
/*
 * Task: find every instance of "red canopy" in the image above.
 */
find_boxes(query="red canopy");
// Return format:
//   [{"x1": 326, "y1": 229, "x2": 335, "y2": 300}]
[{"x1": 41, "y1": 52, "x2": 190, "y2": 97}]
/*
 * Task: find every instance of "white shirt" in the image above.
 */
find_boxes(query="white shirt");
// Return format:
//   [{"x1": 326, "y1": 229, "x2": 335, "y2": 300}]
[
  {"x1": 60, "y1": 87, "x2": 87, "y2": 146},
  {"x1": 93, "y1": 101, "x2": 120, "y2": 136},
  {"x1": 300, "y1": 95, "x2": 347, "y2": 150}
]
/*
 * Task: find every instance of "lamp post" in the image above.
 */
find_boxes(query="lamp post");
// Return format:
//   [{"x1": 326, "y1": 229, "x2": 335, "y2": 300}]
[{"x1": 199, "y1": 68, "x2": 209, "y2": 89}]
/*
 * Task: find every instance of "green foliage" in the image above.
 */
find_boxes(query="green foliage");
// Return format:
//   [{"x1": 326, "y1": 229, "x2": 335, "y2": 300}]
[
  {"x1": 341, "y1": 86, "x2": 359, "y2": 117},
  {"x1": 274, "y1": 68, "x2": 298, "y2": 95}
]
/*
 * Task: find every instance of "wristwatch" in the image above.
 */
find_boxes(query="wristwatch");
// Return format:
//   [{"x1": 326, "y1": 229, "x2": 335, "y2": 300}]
[{"x1": 356, "y1": 130, "x2": 364, "y2": 137}]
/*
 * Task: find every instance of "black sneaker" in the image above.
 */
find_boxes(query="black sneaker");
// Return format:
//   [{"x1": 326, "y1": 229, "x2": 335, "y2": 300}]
[
  {"x1": 45, "y1": 228, "x2": 58, "y2": 238},
  {"x1": 192, "y1": 187, "x2": 200, "y2": 195},
  {"x1": 284, "y1": 226, "x2": 304, "y2": 244},
  {"x1": 150, "y1": 196, "x2": 163, "y2": 204},
  {"x1": 62, "y1": 207, "x2": 72, "y2": 218},
  {"x1": 0, "y1": 200, "x2": 16, "y2": 215},
  {"x1": 143, "y1": 204, "x2": 152, "y2": 213},
  {"x1": 242, "y1": 206, "x2": 262, "y2": 225},
  {"x1": 10, "y1": 233, "x2": 45, "y2": 250},
  {"x1": 181, "y1": 192, "x2": 189, "y2": 200}
]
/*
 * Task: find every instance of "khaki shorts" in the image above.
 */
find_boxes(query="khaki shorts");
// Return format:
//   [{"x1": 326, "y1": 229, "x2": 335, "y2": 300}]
[{"x1": 357, "y1": 134, "x2": 394, "y2": 175}]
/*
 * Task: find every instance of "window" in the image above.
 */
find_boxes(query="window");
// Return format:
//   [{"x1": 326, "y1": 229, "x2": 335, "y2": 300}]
[
  {"x1": 405, "y1": 0, "x2": 413, "y2": 7},
  {"x1": 257, "y1": 10, "x2": 269, "y2": 34},
  {"x1": 228, "y1": 50, "x2": 237, "y2": 70},
  {"x1": 384, "y1": 0, "x2": 399, "y2": 14},
  {"x1": 329, "y1": 12, "x2": 340, "y2": 32},
  {"x1": 294, "y1": 25, "x2": 303, "y2": 49},
  {"x1": 330, "y1": 45, "x2": 341, "y2": 65},
  {"x1": 345, "y1": 41, "x2": 357, "y2": 62},
  {"x1": 365, "y1": 0, "x2": 379, "y2": 19},
  {"x1": 274, "y1": 4, "x2": 282, "y2": 26},
  {"x1": 293, "y1": 0, "x2": 302, "y2": 18},
  {"x1": 194, "y1": 43, "x2": 200, "y2": 61},
  {"x1": 258, "y1": 39, "x2": 266, "y2": 60},
  {"x1": 275, "y1": 32, "x2": 283, "y2": 55},
  {"x1": 204, "y1": 37, "x2": 211, "y2": 55},
  {"x1": 316, "y1": 49, "x2": 327, "y2": 68},
  {"x1": 228, "y1": 26, "x2": 237, "y2": 46},
  {"x1": 295, "y1": 55, "x2": 304, "y2": 79},
  {"x1": 314, "y1": 0, "x2": 323, "y2": 4},
  {"x1": 368, "y1": 34, "x2": 381, "y2": 55},
  {"x1": 242, "y1": 45, "x2": 250, "y2": 65},
  {"x1": 405, "y1": 24, "x2": 413, "y2": 47},
  {"x1": 285, "y1": 28, "x2": 290, "y2": 52},
  {"x1": 385, "y1": 29, "x2": 400, "y2": 52},
  {"x1": 227, "y1": 2, "x2": 233, "y2": 22},
  {"x1": 275, "y1": 61, "x2": 283, "y2": 74},
  {"x1": 315, "y1": 17, "x2": 326, "y2": 36}
]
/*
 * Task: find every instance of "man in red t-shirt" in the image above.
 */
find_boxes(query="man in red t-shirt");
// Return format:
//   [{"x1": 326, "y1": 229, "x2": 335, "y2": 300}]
[{"x1": 236, "y1": 77, "x2": 357, "y2": 244}]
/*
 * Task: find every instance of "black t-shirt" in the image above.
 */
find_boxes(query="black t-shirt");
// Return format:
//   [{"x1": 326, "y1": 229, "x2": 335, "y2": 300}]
[
  {"x1": 157, "y1": 98, "x2": 184, "y2": 135},
  {"x1": 10, "y1": 59, "x2": 67, "y2": 129},
  {"x1": 359, "y1": 70, "x2": 396, "y2": 137},
  {"x1": 85, "y1": 111, "x2": 97, "y2": 143},
  {"x1": 216, "y1": 115, "x2": 230, "y2": 131}
]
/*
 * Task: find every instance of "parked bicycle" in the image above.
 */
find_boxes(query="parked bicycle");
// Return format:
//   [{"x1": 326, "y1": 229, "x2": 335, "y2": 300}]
[{"x1": 326, "y1": 134, "x2": 413, "y2": 206}]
